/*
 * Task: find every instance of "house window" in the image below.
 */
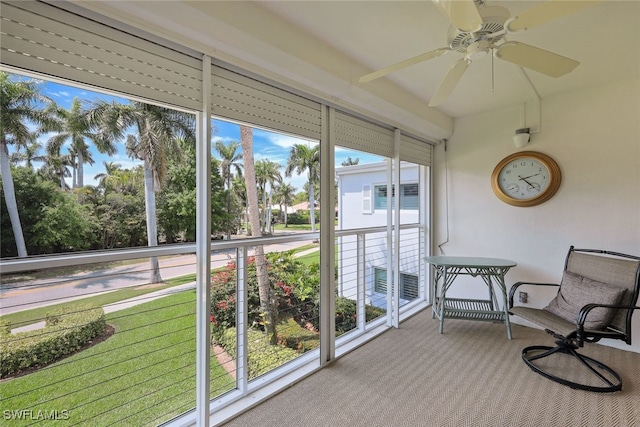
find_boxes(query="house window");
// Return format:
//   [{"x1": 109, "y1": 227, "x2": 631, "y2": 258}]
[
  {"x1": 373, "y1": 183, "x2": 419, "y2": 210},
  {"x1": 373, "y1": 268, "x2": 419, "y2": 300}
]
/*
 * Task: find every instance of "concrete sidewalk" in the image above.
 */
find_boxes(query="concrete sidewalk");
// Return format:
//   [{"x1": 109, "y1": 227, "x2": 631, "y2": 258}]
[
  {"x1": 9, "y1": 245, "x2": 319, "y2": 334},
  {"x1": 10, "y1": 282, "x2": 196, "y2": 334}
]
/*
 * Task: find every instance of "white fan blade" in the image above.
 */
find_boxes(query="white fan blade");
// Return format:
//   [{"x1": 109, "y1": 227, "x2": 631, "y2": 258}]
[
  {"x1": 507, "y1": 0, "x2": 602, "y2": 32},
  {"x1": 359, "y1": 48, "x2": 451, "y2": 83},
  {"x1": 496, "y1": 41, "x2": 579, "y2": 78},
  {"x1": 429, "y1": 59, "x2": 470, "y2": 107},
  {"x1": 432, "y1": 0, "x2": 483, "y2": 32}
]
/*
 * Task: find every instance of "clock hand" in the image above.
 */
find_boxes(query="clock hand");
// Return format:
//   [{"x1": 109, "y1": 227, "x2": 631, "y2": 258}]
[
  {"x1": 520, "y1": 173, "x2": 541, "y2": 180},
  {"x1": 518, "y1": 175, "x2": 536, "y2": 189}
]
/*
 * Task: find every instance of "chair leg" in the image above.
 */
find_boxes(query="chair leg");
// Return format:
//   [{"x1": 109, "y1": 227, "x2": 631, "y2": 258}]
[{"x1": 522, "y1": 344, "x2": 622, "y2": 393}]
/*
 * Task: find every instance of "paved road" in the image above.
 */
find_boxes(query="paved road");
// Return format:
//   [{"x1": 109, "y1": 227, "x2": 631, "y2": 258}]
[{"x1": 0, "y1": 238, "x2": 317, "y2": 316}]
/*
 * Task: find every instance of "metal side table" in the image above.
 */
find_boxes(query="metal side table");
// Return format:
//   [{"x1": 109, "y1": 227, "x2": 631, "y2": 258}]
[{"x1": 425, "y1": 256, "x2": 517, "y2": 339}]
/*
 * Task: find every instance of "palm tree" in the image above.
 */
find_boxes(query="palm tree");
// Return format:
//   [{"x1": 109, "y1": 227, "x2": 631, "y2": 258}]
[
  {"x1": 285, "y1": 143, "x2": 320, "y2": 232},
  {"x1": 255, "y1": 159, "x2": 282, "y2": 234},
  {"x1": 341, "y1": 156, "x2": 360, "y2": 166},
  {"x1": 0, "y1": 72, "x2": 57, "y2": 257},
  {"x1": 89, "y1": 100, "x2": 194, "y2": 283},
  {"x1": 10, "y1": 141, "x2": 46, "y2": 168},
  {"x1": 214, "y1": 140, "x2": 243, "y2": 239},
  {"x1": 40, "y1": 151, "x2": 73, "y2": 190},
  {"x1": 240, "y1": 125, "x2": 277, "y2": 345},
  {"x1": 231, "y1": 174, "x2": 247, "y2": 234},
  {"x1": 47, "y1": 97, "x2": 114, "y2": 188},
  {"x1": 214, "y1": 140, "x2": 243, "y2": 189},
  {"x1": 94, "y1": 161, "x2": 122, "y2": 196},
  {"x1": 274, "y1": 183, "x2": 296, "y2": 228}
]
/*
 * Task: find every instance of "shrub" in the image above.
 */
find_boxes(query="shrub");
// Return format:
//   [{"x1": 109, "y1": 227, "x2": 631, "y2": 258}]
[
  {"x1": 210, "y1": 259, "x2": 261, "y2": 342},
  {"x1": 209, "y1": 252, "x2": 309, "y2": 341},
  {"x1": 210, "y1": 252, "x2": 385, "y2": 343},
  {"x1": 216, "y1": 327, "x2": 298, "y2": 378},
  {"x1": 277, "y1": 318, "x2": 319, "y2": 353},
  {"x1": 0, "y1": 319, "x2": 11, "y2": 336},
  {"x1": 286, "y1": 210, "x2": 319, "y2": 225},
  {"x1": 0, "y1": 304, "x2": 106, "y2": 378}
]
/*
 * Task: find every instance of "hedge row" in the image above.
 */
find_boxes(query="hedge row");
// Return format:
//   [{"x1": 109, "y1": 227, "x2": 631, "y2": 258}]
[
  {"x1": 0, "y1": 304, "x2": 106, "y2": 378},
  {"x1": 216, "y1": 327, "x2": 298, "y2": 379}
]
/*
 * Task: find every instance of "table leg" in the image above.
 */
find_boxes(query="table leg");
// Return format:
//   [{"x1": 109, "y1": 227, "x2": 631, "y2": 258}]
[
  {"x1": 439, "y1": 267, "x2": 447, "y2": 334},
  {"x1": 495, "y1": 269, "x2": 512, "y2": 340},
  {"x1": 431, "y1": 266, "x2": 442, "y2": 319}
]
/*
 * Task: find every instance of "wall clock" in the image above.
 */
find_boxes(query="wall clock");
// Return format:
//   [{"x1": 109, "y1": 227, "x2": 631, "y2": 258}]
[{"x1": 491, "y1": 151, "x2": 561, "y2": 207}]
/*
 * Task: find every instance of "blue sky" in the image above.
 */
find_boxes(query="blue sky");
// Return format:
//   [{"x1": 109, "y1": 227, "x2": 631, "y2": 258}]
[{"x1": 19, "y1": 76, "x2": 382, "y2": 191}]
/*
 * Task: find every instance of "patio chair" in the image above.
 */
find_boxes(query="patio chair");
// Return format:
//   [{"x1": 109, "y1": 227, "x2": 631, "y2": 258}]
[{"x1": 508, "y1": 246, "x2": 640, "y2": 392}]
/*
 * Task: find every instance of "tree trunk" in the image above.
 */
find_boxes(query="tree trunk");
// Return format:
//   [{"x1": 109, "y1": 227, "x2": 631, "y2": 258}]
[
  {"x1": 240, "y1": 125, "x2": 277, "y2": 345},
  {"x1": 261, "y1": 188, "x2": 268, "y2": 234},
  {"x1": 267, "y1": 188, "x2": 274, "y2": 234},
  {"x1": 308, "y1": 177, "x2": 316, "y2": 232},
  {"x1": 77, "y1": 151, "x2": 84, "y2": 187},
  {"x1": 72, "y1": 159, "x2": 77, "y2": 188},
  {"x1": 225, "y1": 176, "x2": 232, "y2": 240},
  {"x1": 0, "y1": 143, "x2": 28, "y2": 257},
  {"x1": 284, "y1": 204, "x2": 289, "y2": 228},
  {"x1": 143, "y1": 160, "x2": 162, "y2": 284}
]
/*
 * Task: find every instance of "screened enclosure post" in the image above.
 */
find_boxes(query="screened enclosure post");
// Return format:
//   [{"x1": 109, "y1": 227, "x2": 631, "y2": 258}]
[
  {"x1": 392, "y1": 129, "x2": 401, "y2": 328},
  {"x1": 196, "y1": 56, "x2": 212, "y2": 427},
  {"x1": 420, "y1": 165, "x2": 430, "y2": 302},
  {"x1": 427, "y1": 162, "x2": 435, "y2": 305},
  {"x1": 386, "y1": 158, "x2": 394, "y2": 328},
  {"x1": 357, "y1": 233, "x2": 366, "y2": 331},
  {"x1": 237, "y1": 247, "x2": 248, "y2": 393},
  {"x1": 319, "y1": 105, "x2": 336, "y2": 365}
]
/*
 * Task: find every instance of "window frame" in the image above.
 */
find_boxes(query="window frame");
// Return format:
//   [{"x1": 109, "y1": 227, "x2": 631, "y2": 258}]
[
  {"x1": 373, "y1": 267, "x2": 419, "y2": 301},
  {"x1": 372, "y1": 182, "x2": 419, "y2": 211}
]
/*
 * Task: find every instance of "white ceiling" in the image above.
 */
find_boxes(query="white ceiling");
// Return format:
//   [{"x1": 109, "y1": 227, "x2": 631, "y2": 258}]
[{"x1": 73, "y1": 0, "x2": 639, "y2": 139}]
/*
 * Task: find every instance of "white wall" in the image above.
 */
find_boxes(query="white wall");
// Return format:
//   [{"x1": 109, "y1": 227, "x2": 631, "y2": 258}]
[
  {"x1": 433, "y1": 77, "x2": 640, "y2": 352},
  {"x1": 337, "y1": 164, "x2": 420, "y2": 229}
]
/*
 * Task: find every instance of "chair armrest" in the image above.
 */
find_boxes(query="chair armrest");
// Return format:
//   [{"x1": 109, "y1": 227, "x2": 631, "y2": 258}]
[
  {"x1": 508, "y1": 281, "x2": 560, "y2": 308},
  {"x1": 576, "y1": 304, "x2": 640, "y2": 344}
]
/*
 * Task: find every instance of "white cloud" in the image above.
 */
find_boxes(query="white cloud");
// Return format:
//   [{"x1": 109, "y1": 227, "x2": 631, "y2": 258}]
[
  {"x1": 49, "y1": 90, "x2": 71, "y2": 99},
  {"x1": 256, "y1": 130, "x2": 316, "y2": 149},
  {"x1": 211, "y1": 135, "x2": 236, "y2": 144}
]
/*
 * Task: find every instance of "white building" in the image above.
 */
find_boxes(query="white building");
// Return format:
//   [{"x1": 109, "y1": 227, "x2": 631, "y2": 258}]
[{"x1": 335, "y1": 161, "x2": 425, "y2": 309}]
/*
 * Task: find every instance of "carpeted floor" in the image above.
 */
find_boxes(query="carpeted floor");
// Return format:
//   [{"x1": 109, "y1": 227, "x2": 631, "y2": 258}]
[{"x1": 222, "y1": 312, "x2": 640, "y2": 427}]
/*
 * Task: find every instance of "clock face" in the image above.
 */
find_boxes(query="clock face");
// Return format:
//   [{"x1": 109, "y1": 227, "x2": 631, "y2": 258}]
[
  {"x1": 491, "y1": 151, "x2": 561, "y2": 207},
  {"x1": 497, "y1": 157, "x2": 549, "y2": 200}
]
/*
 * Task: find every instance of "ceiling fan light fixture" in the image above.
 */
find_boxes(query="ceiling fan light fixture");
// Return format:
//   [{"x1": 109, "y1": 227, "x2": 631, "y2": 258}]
[
  {"x1": 466, "y1": 40, "x2": 491, "y2": 60},
  {"x1": 513, "y1": 128, "x2": 531, "y2": 148}
]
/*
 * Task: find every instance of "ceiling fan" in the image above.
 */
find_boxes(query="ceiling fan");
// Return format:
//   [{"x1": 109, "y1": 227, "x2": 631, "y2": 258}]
[{"x1": 359, "y1": 0, "x2": 602, "y2": 106}]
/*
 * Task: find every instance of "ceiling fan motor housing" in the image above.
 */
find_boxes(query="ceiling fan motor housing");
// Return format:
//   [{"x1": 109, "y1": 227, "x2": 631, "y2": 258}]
[{"x1": 447, "y1": 5, "x2": 511, "y2": 53}]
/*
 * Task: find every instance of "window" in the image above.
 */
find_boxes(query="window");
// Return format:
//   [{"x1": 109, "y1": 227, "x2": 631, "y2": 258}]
[
  {"x1": 373, "y1": 183, "x2": 419, "y2": 210},
  {"x1": 373, "y1": 268, "x2": 419, "y2": 300}
]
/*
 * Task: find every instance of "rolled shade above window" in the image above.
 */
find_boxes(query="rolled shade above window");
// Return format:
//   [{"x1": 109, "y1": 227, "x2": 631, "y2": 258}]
[
  {"x1": 400, "y1": 134, "x2": 433, "y2": 167},
  {"x1": 211, "y1": 64, "x2": 322, "y2": 141},
  {"x1": 0, "y1": 0, "x2": 203, "y2": 111},
  {"x1": 334, "y1": 111, "x2": 394, "y2": 159}
]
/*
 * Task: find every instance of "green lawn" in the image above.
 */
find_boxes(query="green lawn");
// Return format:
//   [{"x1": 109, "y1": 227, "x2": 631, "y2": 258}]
[
  {"x1": 295, "y1": 245, "x2": 339, "y2": 267},
  {"x1": 273, "y1": 223, "x2": 315, "y2": 231},
  {"x1": 272, "y1": 219, "x2": 336, "y2": 232},
  {"x1": 0, "y1": 246, "x2": 330, "y2": 424},
  {"x1": 0, "y1": 274, "x2": 196, "y2": 329},
  {"x1": 295, "y1": 250, "x2": 320, "y2": 266},
  {"x1": 1, "y1": 290, "x2": 234, "y2": 427}
]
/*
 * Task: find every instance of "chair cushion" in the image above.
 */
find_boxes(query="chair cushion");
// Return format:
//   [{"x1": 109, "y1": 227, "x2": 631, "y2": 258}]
[{"x1": 543, "y1": 271, "x2": 627, "y2": 330}]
